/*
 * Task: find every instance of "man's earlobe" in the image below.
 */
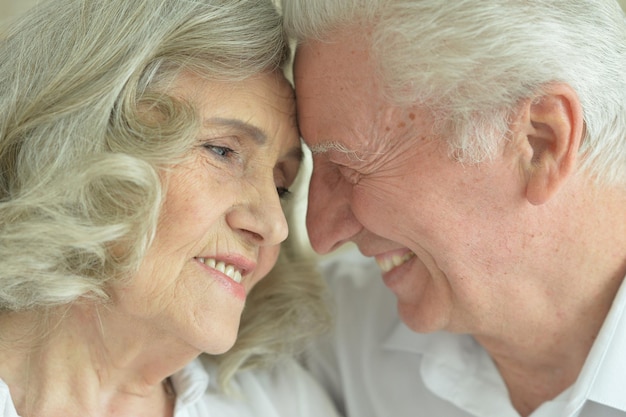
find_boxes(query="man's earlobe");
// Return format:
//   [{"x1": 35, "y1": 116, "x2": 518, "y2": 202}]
[{"x1": 523, "y1": 84, "x2": 584, "y2": 205}]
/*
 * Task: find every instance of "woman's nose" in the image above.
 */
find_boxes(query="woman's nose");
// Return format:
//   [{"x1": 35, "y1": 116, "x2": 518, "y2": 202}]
[{"x1": 227, "y1": 178, "x2": 288, "y2": 247}]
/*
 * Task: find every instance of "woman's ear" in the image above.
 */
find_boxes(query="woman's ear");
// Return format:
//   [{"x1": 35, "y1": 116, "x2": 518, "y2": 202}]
[{"x1": 516, "y1": 83, "x2": 584, "y2": 205}]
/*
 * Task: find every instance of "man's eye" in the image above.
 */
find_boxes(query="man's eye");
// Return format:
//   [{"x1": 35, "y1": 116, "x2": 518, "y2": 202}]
[
  {"x1": 337, "y1": 164, "x2": 361, "y2": 185},
  {"x1": 204, "y1": 144, "x2": 235, "y2": 158}
]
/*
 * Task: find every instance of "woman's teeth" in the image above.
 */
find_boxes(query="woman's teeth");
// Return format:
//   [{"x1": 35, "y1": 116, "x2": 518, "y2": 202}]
[{"x1": 196, "y1": 258, "x2": 243, "y2": 283}]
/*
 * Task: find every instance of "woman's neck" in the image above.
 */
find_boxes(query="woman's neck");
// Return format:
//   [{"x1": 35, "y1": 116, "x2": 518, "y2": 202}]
[{"x1": 0, "y1": 303, "x2": 195, "y2": 417}]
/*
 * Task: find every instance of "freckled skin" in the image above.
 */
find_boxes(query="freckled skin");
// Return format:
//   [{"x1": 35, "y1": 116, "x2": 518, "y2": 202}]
[{"x1": 295, "y1": 34, "x2": 523, "y2": 334}]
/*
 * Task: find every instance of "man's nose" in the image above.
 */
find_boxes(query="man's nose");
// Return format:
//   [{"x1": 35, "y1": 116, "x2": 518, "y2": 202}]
[{"x1": 305, "y1": 164, "x2": 362, "y2": 254}]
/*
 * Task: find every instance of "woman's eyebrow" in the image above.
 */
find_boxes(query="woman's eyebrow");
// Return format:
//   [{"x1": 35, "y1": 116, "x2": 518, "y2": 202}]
[{"x1": 204, "y1": 117, "x2": 267, "y2": 144}]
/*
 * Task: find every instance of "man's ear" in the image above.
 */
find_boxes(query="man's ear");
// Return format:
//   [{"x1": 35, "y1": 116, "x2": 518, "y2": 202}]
[{"x1": 518, "y1": 83, "x2": 584, "y2": 205}]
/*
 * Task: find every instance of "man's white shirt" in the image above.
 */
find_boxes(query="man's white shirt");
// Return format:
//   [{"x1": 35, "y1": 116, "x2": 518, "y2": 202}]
[{"x1": 305, "y1": 248, "x2": 626, "y2": 417}]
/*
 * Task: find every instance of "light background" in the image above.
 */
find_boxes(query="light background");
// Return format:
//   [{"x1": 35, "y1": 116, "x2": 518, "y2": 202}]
[{"x1": 2, "y1": 0, "x2": 626, "y2": 252}]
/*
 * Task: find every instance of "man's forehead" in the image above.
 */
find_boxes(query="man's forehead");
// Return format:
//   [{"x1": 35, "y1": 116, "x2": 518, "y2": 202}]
[{"x1": 295, "y1": 34, "x2": 373, "y2": 78}]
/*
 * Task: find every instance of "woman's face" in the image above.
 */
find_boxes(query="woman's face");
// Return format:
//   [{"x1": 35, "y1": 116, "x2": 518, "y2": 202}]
[{"x1": 113, "y1": 71, "x2": 301, "y2": 355}]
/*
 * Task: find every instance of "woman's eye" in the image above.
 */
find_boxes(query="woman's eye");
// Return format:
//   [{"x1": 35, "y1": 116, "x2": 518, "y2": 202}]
[
  {"x1": 277, "y1": 187, "x2": 292, "y2": 201},
  {"x1": 203, "y1": 144, "x2": 235, "y2": 158}
]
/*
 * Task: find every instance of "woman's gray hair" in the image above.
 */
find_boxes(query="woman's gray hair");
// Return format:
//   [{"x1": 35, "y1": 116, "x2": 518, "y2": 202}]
[
  {"x1": 282, "y1": 0, "x2": 626, "y2": 185},
  {"x1": 0, "y1": 0, "x2": 288, "y2": 309},
  {"x1": 0, "y1": 0, "x2": 330, "y2": 384},
  {"x1": 0, "y1": 0, "x2": 314, "y2": 376}
]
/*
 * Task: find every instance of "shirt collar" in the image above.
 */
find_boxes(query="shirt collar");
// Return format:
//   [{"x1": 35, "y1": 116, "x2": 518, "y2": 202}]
[
  {"x1": 382, "y1": 277, "x2": 626, "y2": 416},
  {"x1": 567, "y1": 276, "x2": 626, "y2": 414},
  {"x1": 384, "y1": 322, "x2": 517, "y2": 416},
  {"x1": 383, "y1": 316, "x2": 488, "y2": 373}
]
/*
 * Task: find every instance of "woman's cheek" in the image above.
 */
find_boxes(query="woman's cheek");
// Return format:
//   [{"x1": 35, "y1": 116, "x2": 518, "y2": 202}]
[{"x1": 251, "y1": 244, "x2": 282, "y2": 288}]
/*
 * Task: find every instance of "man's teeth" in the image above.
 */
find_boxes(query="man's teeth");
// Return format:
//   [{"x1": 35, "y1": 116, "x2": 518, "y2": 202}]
[
  {"x1": 376, "y1": 252, "x2": 415, "y2": 273},
  {"x1": 197, "y1": 258, "x2": 243, "y2": 283}
]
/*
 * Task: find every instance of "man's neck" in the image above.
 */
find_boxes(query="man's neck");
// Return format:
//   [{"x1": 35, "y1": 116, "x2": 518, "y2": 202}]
[{"x1": 475, "y1": 271, "x2": 623, "y2": 417}]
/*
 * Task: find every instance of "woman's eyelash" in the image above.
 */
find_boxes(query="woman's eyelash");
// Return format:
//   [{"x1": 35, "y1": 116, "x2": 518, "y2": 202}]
[
  {"x1": 277, "y1": 187, "x2": 292, "y2": 201},
  {"x1": 202, "y1": 142, "x2": 293, "y2": 201}
]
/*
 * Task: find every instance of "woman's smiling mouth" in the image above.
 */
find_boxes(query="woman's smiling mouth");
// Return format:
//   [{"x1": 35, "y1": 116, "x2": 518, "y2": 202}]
[{"x1": 195, "y1": 257, "x2": 243, "y2": 283}]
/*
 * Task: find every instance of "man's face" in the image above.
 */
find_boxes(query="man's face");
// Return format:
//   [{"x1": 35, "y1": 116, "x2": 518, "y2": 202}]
[{"x1": 294, "y1": 32, "x2": 531, "y2": 334}]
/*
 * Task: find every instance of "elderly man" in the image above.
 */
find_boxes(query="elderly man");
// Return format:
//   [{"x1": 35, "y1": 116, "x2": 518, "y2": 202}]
[{"x1": 282, "y1": 1, "x2": 626, "y2": 416}]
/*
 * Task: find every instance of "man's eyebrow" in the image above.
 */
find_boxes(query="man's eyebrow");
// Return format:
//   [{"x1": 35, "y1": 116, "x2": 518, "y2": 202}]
[
  {"x1": 204, "y1": 117, "x2": 267, "y2": 144},
  {"x1": 309, "y1": 141, "x2": 362, "y2": 160}
]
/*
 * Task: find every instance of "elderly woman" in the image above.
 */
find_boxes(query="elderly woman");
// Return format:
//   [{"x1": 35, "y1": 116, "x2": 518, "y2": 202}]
[{"x1": 0, "y1": 0, "x2": 338, "y2": 416}]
